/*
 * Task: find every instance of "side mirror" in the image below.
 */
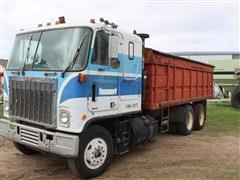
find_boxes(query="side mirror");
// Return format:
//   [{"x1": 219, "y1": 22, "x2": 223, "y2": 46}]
[{"x1": 109, "y1": 35, "x2": 119, "y2": 59}]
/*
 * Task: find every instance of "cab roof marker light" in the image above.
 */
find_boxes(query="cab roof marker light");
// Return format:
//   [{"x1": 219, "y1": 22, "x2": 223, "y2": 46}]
[
  {"x1": 46, "y1": 22, "x2": 51, "y2": 26},
  {"x1": 90, "y1": 19, "x2": 95, "y2": 23},
  {"x1": 59, "y1": 16, "x2": 66, "y2": 24},
  {"x1": 37, "y1": 24, "x2": 43, "y2": 27}
]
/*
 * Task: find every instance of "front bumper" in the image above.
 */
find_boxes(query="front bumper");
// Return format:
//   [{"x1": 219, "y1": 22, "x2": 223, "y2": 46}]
[{"x1": 0, "y1": 119, "x2": 79, "y2": 158}]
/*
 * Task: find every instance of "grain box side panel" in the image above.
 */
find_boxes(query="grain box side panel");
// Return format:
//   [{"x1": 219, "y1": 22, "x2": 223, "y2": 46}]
[{"x1": 143, "y1": 48, "x2": 214, "y2": 110}]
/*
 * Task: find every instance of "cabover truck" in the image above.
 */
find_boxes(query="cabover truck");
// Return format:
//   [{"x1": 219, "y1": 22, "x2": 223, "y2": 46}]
[{"x1": 0, "y1": 17, "x2": 214, "y2": 178}]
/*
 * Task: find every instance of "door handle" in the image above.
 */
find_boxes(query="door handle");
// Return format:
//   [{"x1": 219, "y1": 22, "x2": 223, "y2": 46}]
[
  {"x1": 124, "y1": 63, "x2": 139, "y2": 81},
  {"x1": 92, "y1": 83, "x2": 96, "y2": 102},
  {"x1": 97, "y1": 68, "x2": 105, "y2": 72}
]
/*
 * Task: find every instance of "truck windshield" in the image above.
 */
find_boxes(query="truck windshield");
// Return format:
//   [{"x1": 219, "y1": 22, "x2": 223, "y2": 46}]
[{"x1": 7, "y1": 27, "x2": 92, "y2": 71}]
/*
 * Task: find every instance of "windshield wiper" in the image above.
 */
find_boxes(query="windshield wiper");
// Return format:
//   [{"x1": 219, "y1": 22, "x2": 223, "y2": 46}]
[
  {"x1": 61, "y1": 34, "x2": 87, "y2": 77},
  {"x1": 20, "y1": 34, "x2": 33, "y2": 76}
]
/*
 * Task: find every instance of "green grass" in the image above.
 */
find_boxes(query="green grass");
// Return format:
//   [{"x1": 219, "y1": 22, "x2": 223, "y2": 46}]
[{"x1": 206, "y1": 102, "x2": 240, "y2": 136}]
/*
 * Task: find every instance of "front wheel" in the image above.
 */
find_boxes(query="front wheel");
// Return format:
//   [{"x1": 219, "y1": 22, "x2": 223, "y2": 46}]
[{"x1": 68, "y1": 126, "x2": 113, "y2": 178}]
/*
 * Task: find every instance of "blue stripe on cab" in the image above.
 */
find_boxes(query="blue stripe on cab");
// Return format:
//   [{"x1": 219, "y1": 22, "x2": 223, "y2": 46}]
[
  {"x1": 60, "y1": 74, "x2": 141, "y2": 103},
  {"x1": 60, "y1": 76, "x2": 89, "y2": 103}
]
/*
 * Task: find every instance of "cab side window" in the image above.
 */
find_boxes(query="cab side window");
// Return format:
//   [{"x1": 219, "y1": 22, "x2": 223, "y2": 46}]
[
  {"x1": 92, "y1": 30, "x2": 109, "y2": 66},
  {"x1": 128, "y1": 42, "x2": 134, "y2": 60}
]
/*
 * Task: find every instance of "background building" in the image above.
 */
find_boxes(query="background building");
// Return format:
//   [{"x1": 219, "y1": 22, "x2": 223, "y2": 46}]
[{"x1": 171, "y1": 52, "x2": 240, "y2": 63}]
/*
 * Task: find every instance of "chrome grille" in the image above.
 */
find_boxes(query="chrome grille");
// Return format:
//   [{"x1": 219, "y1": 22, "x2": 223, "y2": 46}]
[
  {"x1": 20, "y1": 128, "x2": 39, "y2": 146},
  {"x1": 9, "y1": 76, "x2": 56, "y2": 128}
]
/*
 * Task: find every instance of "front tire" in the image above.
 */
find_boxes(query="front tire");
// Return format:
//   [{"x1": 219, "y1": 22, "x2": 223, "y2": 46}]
[
  {"x1": 68, "y1": 126, "x2": 113, "y2": 178},
  {"x1": 13, "y1": 142, "x2": 39, "y2": 155}
]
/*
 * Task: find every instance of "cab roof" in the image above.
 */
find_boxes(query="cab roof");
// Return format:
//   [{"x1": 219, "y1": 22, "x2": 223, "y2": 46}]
[{"x1": 16, "y1": 21, "x2": 142, "y2": 43}]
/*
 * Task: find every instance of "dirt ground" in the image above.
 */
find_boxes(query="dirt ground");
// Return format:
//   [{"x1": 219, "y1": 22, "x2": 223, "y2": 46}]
[{"x1": 0, "y1": 128, "x2": 239, "y2": 180}]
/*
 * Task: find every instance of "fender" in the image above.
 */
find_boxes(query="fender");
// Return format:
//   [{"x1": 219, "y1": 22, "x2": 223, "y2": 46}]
[{"x1": 82, "y1": 110, "x2": 141, "y2": 132}]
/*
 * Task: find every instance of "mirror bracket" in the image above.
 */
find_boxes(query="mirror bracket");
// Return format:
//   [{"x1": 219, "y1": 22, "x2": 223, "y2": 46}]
[{"x1": 109, "y1": 35, "x2": 119, "y2": 59}]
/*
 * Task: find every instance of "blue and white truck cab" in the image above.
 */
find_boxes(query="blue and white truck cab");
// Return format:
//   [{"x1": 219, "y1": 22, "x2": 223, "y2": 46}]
[{"x1": 0, "y1": 17, "x2": 148, "y2": 178}]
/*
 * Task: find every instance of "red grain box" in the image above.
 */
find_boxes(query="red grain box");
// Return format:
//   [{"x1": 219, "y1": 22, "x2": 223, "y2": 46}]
[{"x1": 143, "y1": 48, "x2": 214, "y2": 110}]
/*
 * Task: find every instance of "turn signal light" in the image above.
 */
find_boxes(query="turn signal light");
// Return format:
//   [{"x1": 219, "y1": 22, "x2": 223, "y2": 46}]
[
  {"x1": 78, "y1": 73, "x2": 87, "y2": 83},
  {"x1": 82, "y1": 114, "x2": 87, "y2": 120}
]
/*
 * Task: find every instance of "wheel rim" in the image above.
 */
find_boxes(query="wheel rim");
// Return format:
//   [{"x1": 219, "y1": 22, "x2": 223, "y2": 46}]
[
  {"x1": 186, "y1": 111, "x2": 193, "y2": 130},
  {"x1": 199, "y1": 109, "x2": 205, "y2": 126},
  {"x1": 84, "y1": 138, "x2": 108, "y2": 170}
]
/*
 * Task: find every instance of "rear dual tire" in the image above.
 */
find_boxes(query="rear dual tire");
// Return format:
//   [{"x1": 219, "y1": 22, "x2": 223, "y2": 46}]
[
  {"x1": 170, "y1": 103, "x2": 206, "y2": 135},
  {"x1": 193, "y1": 103, "x2": 206, "y2": 130},
  {"x1": 176, "y1": 105, "x2": 194, "y2": 135}
]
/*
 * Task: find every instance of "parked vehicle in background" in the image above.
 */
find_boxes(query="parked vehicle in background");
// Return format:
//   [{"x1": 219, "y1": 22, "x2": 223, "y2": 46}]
[
  {"x1": 208, "y1": 59, "x2": 240, "y2": 108},
  {"x1": 231, "y1": 68, "x2": 240, "y2": 108},
  {"x1": 0, "y1": 17, "x2": 214, "y2": 178}
]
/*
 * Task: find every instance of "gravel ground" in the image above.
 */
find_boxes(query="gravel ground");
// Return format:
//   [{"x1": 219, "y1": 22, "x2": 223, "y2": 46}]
[{"x1": 0, "y1": 128, "x2": 239, "y2": 180}]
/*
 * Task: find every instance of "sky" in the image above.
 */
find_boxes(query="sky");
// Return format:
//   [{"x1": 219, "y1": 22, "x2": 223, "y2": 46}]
[{"x1": 0, "y1": 0, "x2": 239, "y2": 59}]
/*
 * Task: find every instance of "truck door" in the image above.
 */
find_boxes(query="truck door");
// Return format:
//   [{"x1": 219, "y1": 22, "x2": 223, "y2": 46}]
[
  {"x1": 120, "y1": 41, "x2": 141, "y2": 101},
  {"x1": 88, "y1": 30, "x2": 121, "y2": 113}
]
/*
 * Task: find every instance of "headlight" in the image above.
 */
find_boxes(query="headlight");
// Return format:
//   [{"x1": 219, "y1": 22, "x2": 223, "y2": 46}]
[
  {"x1": 60, "y1": 110, "x2": 70, "y2": 127},
  {"x1": 3, "y1": 99, "x2": 9, "y2": 117}
]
